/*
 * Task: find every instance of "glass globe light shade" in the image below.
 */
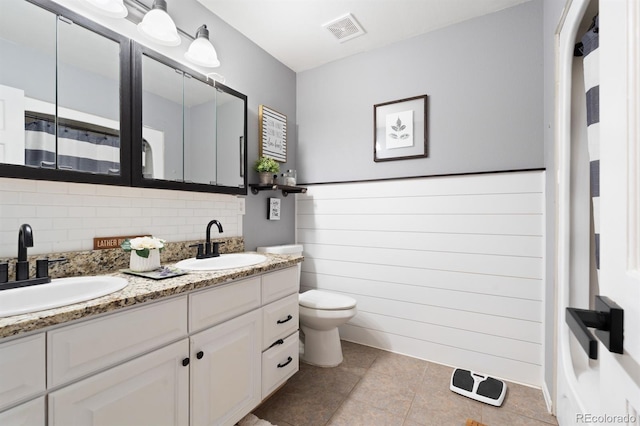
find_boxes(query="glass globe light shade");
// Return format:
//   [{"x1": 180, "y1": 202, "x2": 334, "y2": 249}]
[
  {"x1": 84, "y1": 0, "x2": 128, "y2": 18},
  {"x1": 137, "y1": 1, "x2": 180, "y2": 47},
  {"x1": 185, "y1": 25, "x2": 220, "y2": 68}
]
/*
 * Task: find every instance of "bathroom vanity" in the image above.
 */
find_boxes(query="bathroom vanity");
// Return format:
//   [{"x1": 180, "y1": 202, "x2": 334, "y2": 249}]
[{"x1": 0, "y1": 256, "x2": 301, "y2": 426}]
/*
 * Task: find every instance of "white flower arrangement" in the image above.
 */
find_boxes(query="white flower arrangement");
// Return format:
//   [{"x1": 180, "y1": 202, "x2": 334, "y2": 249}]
[{"x1": 121, "y1": 236, "x2": 165, "y2": 258}]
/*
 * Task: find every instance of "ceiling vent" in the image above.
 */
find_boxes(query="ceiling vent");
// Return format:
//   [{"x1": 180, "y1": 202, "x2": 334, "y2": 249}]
[{"x1": 322, "y1": 13, "x2": 366, "y2": 43}]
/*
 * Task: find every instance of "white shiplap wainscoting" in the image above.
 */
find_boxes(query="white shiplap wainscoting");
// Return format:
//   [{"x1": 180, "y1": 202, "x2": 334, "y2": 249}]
[{"x1": 295, "y1": 170, "x2": 545, "y2": 386}]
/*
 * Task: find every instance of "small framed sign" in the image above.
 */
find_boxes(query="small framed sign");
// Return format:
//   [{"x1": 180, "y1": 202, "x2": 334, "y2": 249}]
[
  {"x1": 259, "y1": 105, "x2": 287, "y2": 162},
  {"x1": 268, "y1": 198, "x2": 281, "y2": 220}
]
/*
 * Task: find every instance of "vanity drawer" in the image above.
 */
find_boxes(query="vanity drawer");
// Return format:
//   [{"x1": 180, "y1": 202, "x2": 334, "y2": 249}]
[
  {"x1": 48, "y1": 296, "x2": 188, "y2": 388},
  {"x1": 262, "y1": 293, "x2": 299, "y2": 350},
  {"x1": 262, "y1": 267, "x2": 299, "y2": 305},
  {"x1": 189, "y1": 277, "x2": 261, "y2": 332},
  {"x1": 261, "y1": 331, "x2": 299, "y2": 399},
  {"x1": 0, "y1": 333, "x2": 45, "y2": 411}
]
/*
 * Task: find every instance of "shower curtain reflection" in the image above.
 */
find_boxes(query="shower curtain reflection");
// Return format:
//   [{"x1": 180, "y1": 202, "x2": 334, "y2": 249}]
[{"x1": 24, "y1": 114, "x2": 120, "y2": 174}]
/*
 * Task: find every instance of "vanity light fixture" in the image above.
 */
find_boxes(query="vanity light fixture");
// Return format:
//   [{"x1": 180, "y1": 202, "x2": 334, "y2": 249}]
[
  {"x1": 137, "y1": 0, "x2": 180, "y2": 47},
  {"x1": 184, "y1": 25, "x2": 220, "y2": 68},
  {"x1": 83, "y1": 0, "x2": 128, "y2": 18}
]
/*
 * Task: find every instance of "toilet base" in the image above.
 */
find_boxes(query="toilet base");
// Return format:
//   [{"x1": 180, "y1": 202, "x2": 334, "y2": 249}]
[{"x1": 299, "y1": 325, "x2": 344, "y2": 367}]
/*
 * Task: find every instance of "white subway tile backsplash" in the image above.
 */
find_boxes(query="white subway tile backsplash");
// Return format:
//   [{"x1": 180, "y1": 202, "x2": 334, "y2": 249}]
[
  {"x1": 67, "y1": 184, "x2": 96, "y2": 195},
  {"x1": 36, "y1": 180, "x2": 69, "y2": 194},
  {"x1": 36, "y1": 206, "x2": 68, "y2": 218},
  {"x1": 1, "y1": 205, "x2": 37, "y2": 218},
  {"x1": 0, "y1": 178, "x2": 242, "y2": 257}
]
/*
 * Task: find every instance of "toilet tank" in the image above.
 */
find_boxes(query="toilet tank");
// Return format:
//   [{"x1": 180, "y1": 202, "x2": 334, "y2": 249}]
[{"x1": 257, "y1": 244, "x2": 303, "y2": 284}]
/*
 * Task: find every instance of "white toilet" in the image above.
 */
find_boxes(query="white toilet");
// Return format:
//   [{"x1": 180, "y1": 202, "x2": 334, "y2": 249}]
[{"x1": 298, "y1": 289, "x2": 357, "y2": 367}]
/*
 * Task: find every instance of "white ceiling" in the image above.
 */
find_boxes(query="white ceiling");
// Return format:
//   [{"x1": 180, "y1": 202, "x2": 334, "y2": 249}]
[{"x1": 196, "y1": 0, "x2": 532, "y2": 72}]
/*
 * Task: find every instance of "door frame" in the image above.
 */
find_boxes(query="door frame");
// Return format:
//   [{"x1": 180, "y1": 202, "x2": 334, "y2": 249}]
[{"x1": 554, "y1": 0, "x2": 597, "y2": 421}]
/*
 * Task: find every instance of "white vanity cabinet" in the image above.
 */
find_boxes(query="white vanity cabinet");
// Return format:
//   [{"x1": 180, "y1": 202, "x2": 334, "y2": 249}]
[{"x1": 0, "y1": 264, "x2": 301, "y2": 426}]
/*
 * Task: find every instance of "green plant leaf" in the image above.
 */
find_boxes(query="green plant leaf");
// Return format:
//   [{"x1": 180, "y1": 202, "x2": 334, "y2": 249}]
[{"x1": 135, "y1": 248, "x2": 150, "y2": 258}]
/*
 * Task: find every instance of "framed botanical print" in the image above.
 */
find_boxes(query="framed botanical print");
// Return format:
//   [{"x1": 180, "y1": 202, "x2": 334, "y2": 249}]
[{"x1": 373, "y1": 95, "x2": 428, "y2": 162}]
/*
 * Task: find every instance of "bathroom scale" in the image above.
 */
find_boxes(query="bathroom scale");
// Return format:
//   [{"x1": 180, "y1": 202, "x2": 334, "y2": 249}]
[{"x1": 450, "y1": 368, "x2": 506, "y2": 406}]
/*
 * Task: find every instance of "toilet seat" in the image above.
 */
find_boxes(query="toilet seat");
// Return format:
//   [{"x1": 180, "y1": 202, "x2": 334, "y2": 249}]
[{"x1": 299, "y1": 290, "x2": 357, "y2": 310}]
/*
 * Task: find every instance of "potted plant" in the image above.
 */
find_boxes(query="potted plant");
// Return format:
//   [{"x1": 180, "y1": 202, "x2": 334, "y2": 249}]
[
  {"x1": 122, "y1": 236, "x2": 165, "y2": 272},
  {"x1": 254, "y1": 156, "x2": 280, "y2": 184}
]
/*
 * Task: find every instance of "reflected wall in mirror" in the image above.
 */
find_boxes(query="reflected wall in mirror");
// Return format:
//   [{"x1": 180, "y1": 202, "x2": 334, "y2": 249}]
[
  {"x1": 216, "y1": 87, "x2": 245, "y2": 188},
  {"x1": 134, "y1": 43, "x2": 247, "y2": 194},
  {"x1": 0, "y1": 0, "x2": 129, "y2": 181}
]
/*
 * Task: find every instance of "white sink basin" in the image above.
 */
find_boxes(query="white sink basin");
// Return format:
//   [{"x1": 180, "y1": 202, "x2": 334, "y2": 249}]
[
  {"x1": 0, "y1": 276, "x2": 128, "y2": 318},
  {"x1": 175, "y1": 253, "x2": 267, "y2": 271}
]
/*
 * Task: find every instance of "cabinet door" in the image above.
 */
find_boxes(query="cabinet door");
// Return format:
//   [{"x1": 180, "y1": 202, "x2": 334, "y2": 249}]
[
  {"x1": 0, "y1": 333, "x2": 45, "y2": 411},
  {"x1": 190, "y1": 309, "x2": 262, "y2": 426},
  {"x1": 49, "y1": 339, "x2": 189, "y2": 426}
]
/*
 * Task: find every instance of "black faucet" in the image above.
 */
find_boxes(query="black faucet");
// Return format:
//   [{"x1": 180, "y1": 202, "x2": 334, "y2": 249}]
[
  {"x1": 190, "y1": 220, "x2": 225, "y2": 259},
  {"x1": 16, "y1": 224, "x2": 33, "y2": 281},
  {"x1": 1, "y1": 224, "x2": 57, "y2": 291},
  {"x1": 204, "y1": 220, "x2": 223, "y2": 257}
]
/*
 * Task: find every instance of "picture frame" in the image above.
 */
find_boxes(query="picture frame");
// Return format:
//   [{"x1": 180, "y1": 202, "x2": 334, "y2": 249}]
[
  {"x1": 373, "y1": 94, "x2": 428, "y2": 162},
  {"x1": 259, "y1": 105, "x2": 287, "y2": 162}
]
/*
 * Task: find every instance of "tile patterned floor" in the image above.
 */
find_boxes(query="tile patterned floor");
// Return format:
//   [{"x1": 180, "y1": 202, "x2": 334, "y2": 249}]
[{"x1": 253, "y1": 341, "x2": 558, "y2": 426}]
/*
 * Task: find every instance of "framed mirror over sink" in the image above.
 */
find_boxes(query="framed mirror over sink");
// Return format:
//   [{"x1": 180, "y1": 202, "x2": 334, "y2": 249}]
[
  {"x1": 132, "y1": 43, "x2": 247, "y2": 194},
  {"x1": 0, "y1": 0, "x2": 248, "y2": 195}
]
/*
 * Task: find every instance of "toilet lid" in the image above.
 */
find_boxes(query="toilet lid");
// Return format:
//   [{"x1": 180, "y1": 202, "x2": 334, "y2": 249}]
[{"x1": 299, "y1": 290, "x2": 357, "y2": 310}]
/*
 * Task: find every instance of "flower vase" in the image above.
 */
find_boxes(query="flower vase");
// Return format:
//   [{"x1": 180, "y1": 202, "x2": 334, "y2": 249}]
[{"x1": 129, "y1": 250, "x2": 161, "y2": 272}]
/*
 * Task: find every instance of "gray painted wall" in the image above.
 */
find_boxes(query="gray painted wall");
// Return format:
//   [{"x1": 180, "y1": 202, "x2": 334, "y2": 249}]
[{"x1": 296, "y1": 1, "x2": 544, "y2": 184}]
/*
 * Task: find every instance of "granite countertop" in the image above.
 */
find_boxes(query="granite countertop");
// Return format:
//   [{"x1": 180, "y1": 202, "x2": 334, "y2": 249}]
[{"x1": 0, "y1": 253, "x2": 303, "y2": 340}]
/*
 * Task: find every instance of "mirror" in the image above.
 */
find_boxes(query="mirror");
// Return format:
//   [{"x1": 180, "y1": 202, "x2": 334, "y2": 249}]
[
  {"x1": 133, "y1": 43, "x2": 247, "y2": 194},
  {"x1": 215, "y1": 86, "x2": 246, "y2": 188},
  {"x1": 0, "y1": 0, "x2": 130, "y2": 183},
  {"x1": 0, "y1": 0, "x2": 246, "y2": 194}
]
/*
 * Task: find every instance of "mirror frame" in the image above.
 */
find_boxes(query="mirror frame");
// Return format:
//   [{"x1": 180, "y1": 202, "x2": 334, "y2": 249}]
[
  {"x1": 131, "y1": 42, "x2": 248, "y2": 195},
  {"x1": 0, "y1": 0, "x2": 132, "y2": 187}
]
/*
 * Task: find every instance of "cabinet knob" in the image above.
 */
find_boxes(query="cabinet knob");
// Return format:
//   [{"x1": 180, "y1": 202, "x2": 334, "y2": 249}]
[
  {"x1": 196, "y1": 351, "x2": 204, "y2": 359},
  {"x1": 182, "y1": 357, "x2": 190, "y2": 367}
]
